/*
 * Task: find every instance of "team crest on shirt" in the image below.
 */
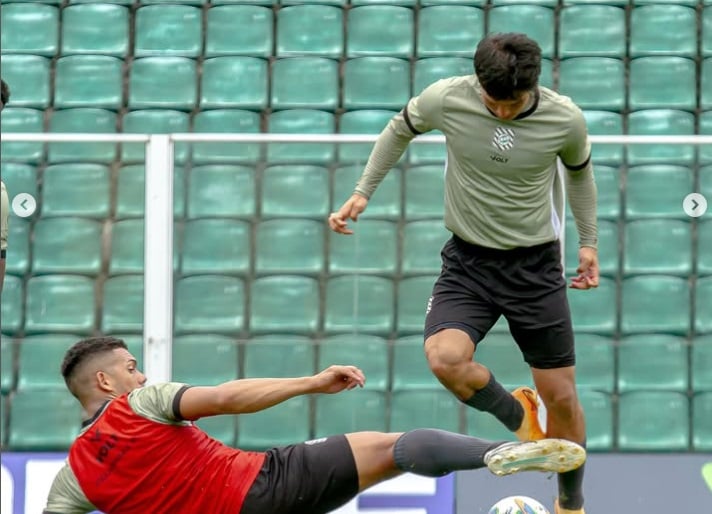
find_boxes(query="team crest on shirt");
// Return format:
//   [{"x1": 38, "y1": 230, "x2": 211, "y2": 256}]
[{"x1": 491, "y1": 126, "x2": 516, "y2": 151}]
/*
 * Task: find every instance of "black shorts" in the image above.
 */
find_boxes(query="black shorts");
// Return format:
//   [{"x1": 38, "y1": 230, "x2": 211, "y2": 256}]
[
  {"x1": 240, "y1": 435, "x2": 359, "y2": 514},
  {"x1": 424, "y1": 236, "x2": 575, "y2": 369}
]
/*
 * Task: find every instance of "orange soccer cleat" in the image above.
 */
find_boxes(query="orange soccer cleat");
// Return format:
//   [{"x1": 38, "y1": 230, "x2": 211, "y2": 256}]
[{"x1": 511, "y1": 386, "x2": 546, "y2": 441}]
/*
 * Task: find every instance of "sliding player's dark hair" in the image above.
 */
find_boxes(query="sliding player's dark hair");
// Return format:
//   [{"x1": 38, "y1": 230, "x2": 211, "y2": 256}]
[
  {"x1": 474, "y1": 33, "x2": 542, "y2": 100},
  {"x1": 61, "y1": 337, "x2": 128, "y2": 396}
]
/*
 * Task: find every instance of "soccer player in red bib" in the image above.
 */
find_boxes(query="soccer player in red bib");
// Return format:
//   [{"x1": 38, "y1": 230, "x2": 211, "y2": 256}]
[{"x1": 44, "y1": 336, "x2": 585, "y2": 513}]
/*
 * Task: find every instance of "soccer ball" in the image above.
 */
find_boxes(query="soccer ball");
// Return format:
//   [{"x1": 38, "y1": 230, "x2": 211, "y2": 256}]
[{"x1": 488, "y1": 495, "x2": 550, "y2": 514}]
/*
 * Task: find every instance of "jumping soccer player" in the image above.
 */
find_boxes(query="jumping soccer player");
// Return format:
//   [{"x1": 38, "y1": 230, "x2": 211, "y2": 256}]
[
  {"x1": 43, "y1": 336, "x2": 586, "y2": 514},
  {"x1": 329, "y1": 33, "x2": 597, "y2": 514}
]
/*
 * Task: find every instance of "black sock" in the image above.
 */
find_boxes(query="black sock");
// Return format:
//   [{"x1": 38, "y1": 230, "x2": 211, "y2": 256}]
[
  {"x1": 558, "y1": 441, "x2": 586, "y2": 510},
  {"x1": 463, "y1": 372, "x2": 524, "y2": 432},
  {"x1": 393, "y1": 429, "x2": 506, "y2": 477}
]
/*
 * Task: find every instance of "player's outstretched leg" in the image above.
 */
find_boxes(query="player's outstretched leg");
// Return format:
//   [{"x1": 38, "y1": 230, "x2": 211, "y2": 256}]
[{"x1": 345, "y1": 429, "x2": 586, "y2": 493}]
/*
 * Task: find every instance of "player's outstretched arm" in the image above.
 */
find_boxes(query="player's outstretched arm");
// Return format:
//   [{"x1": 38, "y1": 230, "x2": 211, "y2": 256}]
[{"x1": 178, "y1": 365, "x2": 365, "y2": 420}]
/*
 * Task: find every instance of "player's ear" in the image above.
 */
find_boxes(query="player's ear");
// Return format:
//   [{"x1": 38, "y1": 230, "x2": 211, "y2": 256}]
[{"x1": 95, "y1": 370, "x2": 114, "y2": 392}]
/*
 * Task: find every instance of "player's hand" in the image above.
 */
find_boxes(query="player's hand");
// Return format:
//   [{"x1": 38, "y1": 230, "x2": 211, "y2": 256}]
[
  {"x1": 328, "y1": 194, "x2": 369, "y2": 235},
  {"x1": 310, "y1": 365, "x2": 366, "y2": 394},
  {"x1": 570, "y1": 246, "x2": 600, "y2": 290}
]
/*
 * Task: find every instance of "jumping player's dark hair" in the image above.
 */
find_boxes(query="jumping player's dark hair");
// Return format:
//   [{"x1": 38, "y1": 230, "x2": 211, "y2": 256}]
[
  {"x1": 61, "y1": 336, "x2": 128, "y2": 396},
  {"x1": 474, "y1": 33, "x2": 542, "y2": 100},
  {"x1": 0, "y1": 79, "x2": 10, "y2": 109}
]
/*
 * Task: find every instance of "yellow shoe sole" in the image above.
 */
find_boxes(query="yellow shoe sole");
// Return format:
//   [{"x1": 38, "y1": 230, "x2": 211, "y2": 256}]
[{"x1": 484, "y1": 438, "x2": 586, "y2": 477}]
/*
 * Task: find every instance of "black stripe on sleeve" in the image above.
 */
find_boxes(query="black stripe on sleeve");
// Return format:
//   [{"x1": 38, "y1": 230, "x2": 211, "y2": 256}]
[
  {"x1": 1, "y1": 249, "x2": 6, "y2": 258},
  {"x1": 563, "y1": 152, "x2": 592, "y2": 172},
  {"x1": 172, "y1": 384, "x2": 193, "y2": 421},
  {"x1": 402, "y1": 100, "x2": 423, "y2": 136}
]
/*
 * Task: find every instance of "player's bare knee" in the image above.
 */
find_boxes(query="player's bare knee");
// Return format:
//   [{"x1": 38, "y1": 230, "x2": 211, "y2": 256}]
[{"x1": 542, "y1": 387, "x2": 580, "y2": 419}]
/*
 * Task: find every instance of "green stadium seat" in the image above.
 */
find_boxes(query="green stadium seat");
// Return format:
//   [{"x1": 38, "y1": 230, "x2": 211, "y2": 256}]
[
  {"x1": 420, "y1": 0, "x2": 486, "y2": 4},
  {"x1": 623, "y1": 219, "x2": 691, "y2": 276},
  {"x1": 618, "y1": 391, "x2": 689, "y2": 451},
  {"x1": 630, "y1": 5, "x2": 697, "y2": 57},
  {"x1": 567, "y1": 277, "x2": 617, "y2": 335},
  {"x1": 182, "y1": 219, "x2": 250, "y2": 275},
  {"x1": 0, "y1": 54, "x2": 51, "y2": 108},
  {"x1": 574, "y1": 334, "x2": 615, "y2": 393},
  {"x1": 413, "y1": 57, "x2": 472, "y2": 95},
  {"x1": 206, "y1": 5, "x2": 273, "y2": 57},
  {"x1": 477, "y1": 333, "x2": 532, "y2": 390},
  {"x1": 402, "y1": 220, "x2": 451, "y2": 275},
  {"x1": 1, "y1": 276, "x2": 23, "y2": 335},
  {"x1": 129, "y1": 57, "x2": 197, "y2": 110},
  {"x1": 1, "y1": 338, "x2": 14, "y2": 394},
  {"x1": 488, "y1": 5, "x2": 554, "y2": 58},
  {"x1": 699, "y1": 220, "x2": 712, "y2": 275},
  {"x1": 591, "y1": 165, "x2": 620, "y2": 220},
  {"x1": 702, "y1": 166, "x2": 712, "y2": 201},
  {"x1": 200, "y1": 57, "x2": 268, "y2": 110},
  {"x1": 0, "y1": 108, "x2": 45, "y2": 163},
  {"x1": 337, "y1": 110, "x2": 399, "y2": 165},
  {"x1": 42, "y1": 163, "x2": 111, "y2": 218},
  {"x1": 134, "y1": 5, "x2": 202, "y2": 58},
  {"x1": 61, "y1": 4, "x2": 129, "y2": 56},
  {"x1": 391, "y1": 390, "x2": 460, "y2": 432},
  {"x1": 244, "y1": 337, "x2": 315, "y2": 378},
  {"x1": 1, "y1": 395, "x2": 5, "y2": 447},
  {"x1": 404, "y1": 165, "x2": 445, "y2": 220},
  {"x1": 629, "y1": 57, "x2": 696, "y2": 111},
  {"x1": 332, "y1": 165, "x2": 402, "y2": 219},
  {"x1": 559, "y1": 5, "x2": 626, "y2": 58},
  {"x1": 577, "y1": 390, "x2": 613, "y2": 451},
  {"x1": 417, "y1": 6, "x2": 483, "y2": 58},
  {"x1": 539, "y1": 58, "x2": 554, "y2": 91},
  {"x1": 68, "y1": 0, "x2": 134, "y2": 4},
  {"x1": 255, "y1": 219, "x2": 323, "y2": 275},
  {"x1": 621, "y1": 275, "x2": 690, "y2": 335},
  {"x1": 581, "y1": 111, "x2": 623, "y2": 166},
  {"x1": 238, "y1": 397, "x2": 310, "y2": 450},
  {"x1": 6, "y1": 219, "x2": 30, "y2": 276},
  {"x1": 328, "y1": 220, "x2": 397, "y2": 274},
  {"x1": 351, "y1": 0, "x2": 415, "y2": 5},
  {"x1": 187, "y1": 165, "x2": 255, "y2": 219},
  {"x1": 565, "y1": 220, "x2": 618, "y2": 278},
  {"x1": 195, "y1": 416, "x2": 236, "y2": 447},
  {"x1": 115, "y1": 164, "x2": 185, "y2": 219},
  {"x1": 627, "y1": 110, "x2": 695, "y2": 166},
  {"x1": 704, "y1": 7, "x2": 712, "y2": 57},
  {"x1": 48, "y1": 108, "x2": 117, "y2": 163},
  {"x1": 32, "y1": 217, "x2": 103, "y2": 275},
  {"x1": 702, "y1": 60, "x2": 712, "y2": 110},
  {"x1": 625, "y1": 165, "x2": 694, "y2": 219},
  {"x1": 140, "y1": 0, "x2": 208, "y2": 4},
  {"x1": 25, "y1": 275, "x2": 96, "y2": 334},
  {"x1": 466, "y1": 407, "x2": 515, "y2": 442},
  {"x1": 347, "y1": 6, "x2": 413, "y2": 58},
  {"x1": 565, "y1": 219, "x2": 618, "y2": 277},
  {"x1": 397, "y1": 275, "x2": 437, "y2": 334},
  {"x1": 276, "y1": 5, "x2": 343, "y2": 58},
  {"x1": 319, "y1": 335, "x2": 389, "y2": 391},
  {"x1": 172, "y1": 334, "x2": 239, "y2": 384},
  {"x1": 618, "y1": 335, "x2": 688, "y2": 393},
  {"x1": 250, "y1": 276, "x2": 320, "y2": 334},
  {"x1": 121, "y1": 110, "x2": 190, "y2": 164},
  {"x1": 558, "y1": 58, "x2": 625, "y2": 111},
  {"x1": 0, "y1": 4, "x2": 59, "y2": 56},
  {"x1": 267, "y1": 110, "x2": 336, "y2": 164},
  {"x1": 101, "y1": 275, "x2": 144, "y2": 333},
  {"x1": 192, "y1": 110, "x2": 261, "y2": 164},
  {"x1": 174, "y1": 275, "x2": 245, "y2": 334},
  {"x1": 392, "y1": 335, "x2": 440, "y2": 389},
  {"x1": 8, "y1": 389, "x2": 82, "y2": 450},
  {"x1": 17, "y1": 335, "x2": 78, "y2": 390},
  {"x1": 0, "y1": 163, "x2": 38, "y2": 201},
  {"x1": 697, "y1": 277, "x2": 712, "y2": 334},
  {"x1": 693, "y1": 393, "x2": 712, "y2": 451},
  {"x1": 211, "y1": 0, "x2": 273, "y2": 4},
  {"x1": 261, "y1": 165, "x2": 330, "y2": 218},
  {"x1": 315, "y1": 391, "x2": 388, "y2": 437},
  {"x1": 109, "y1": 219, "x2": 144, "y2": 274},
  {"x1": 324, "y1": 276, "x2": 395, "y2": 334},
  {"x1": 271, "y1": 57, "x2": 339, "y2": 110},
  {"x1": 343, "y1": 57, "x2": 410, "y2": 110}
]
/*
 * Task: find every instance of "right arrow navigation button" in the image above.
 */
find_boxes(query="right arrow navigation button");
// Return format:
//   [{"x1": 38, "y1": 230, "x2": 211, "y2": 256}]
[{"x1": 683, "y1": 193, "x2": 708, "y2": 218}]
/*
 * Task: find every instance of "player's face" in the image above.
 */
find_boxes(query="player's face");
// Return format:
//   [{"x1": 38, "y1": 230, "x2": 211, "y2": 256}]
[
  {"x1": 480, "y1": 89, "x2": 531, "y2": 120},
  {"x1": 109, "y1": 348, "x2": 147, "y2": 394}
]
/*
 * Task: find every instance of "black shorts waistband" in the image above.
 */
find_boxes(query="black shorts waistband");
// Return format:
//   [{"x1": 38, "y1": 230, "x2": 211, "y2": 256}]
[{"x1": 451, "y1": 235, "x2": 558, "y2": 259}]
